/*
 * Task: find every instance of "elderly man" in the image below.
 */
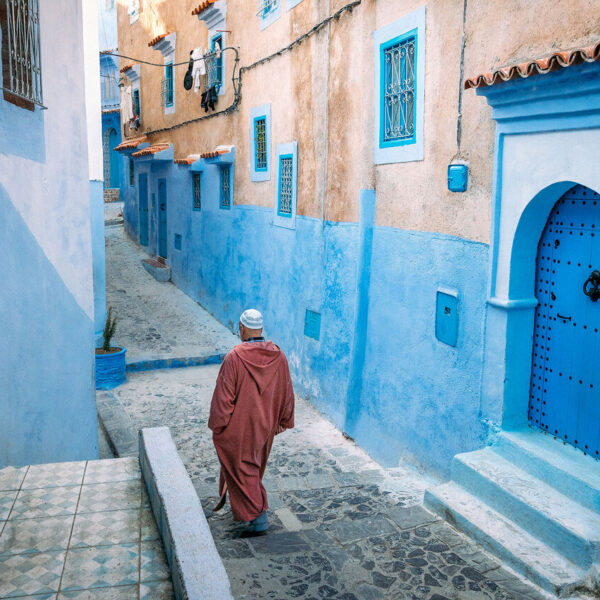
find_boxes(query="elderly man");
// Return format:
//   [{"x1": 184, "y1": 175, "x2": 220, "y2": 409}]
[{"x1": 208, "y1": 309, "x2": 295, "y2": 536}]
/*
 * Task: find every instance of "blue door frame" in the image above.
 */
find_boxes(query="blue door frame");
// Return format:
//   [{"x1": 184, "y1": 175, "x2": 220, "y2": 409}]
[
  {"x1": 158, "y1": 178, "x2": 168, "y2": 259},
  {"x1": 138, "y1": 173, "x2": 148, "y2": 247},
  {"x1": 529, "y1": 184, "x2": 600, "y2": 456}
]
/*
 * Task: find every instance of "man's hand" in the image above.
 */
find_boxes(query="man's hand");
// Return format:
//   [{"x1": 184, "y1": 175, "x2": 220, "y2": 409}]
[{"x1": 275, "y1": 425, "x2": 286, "y2": 435}]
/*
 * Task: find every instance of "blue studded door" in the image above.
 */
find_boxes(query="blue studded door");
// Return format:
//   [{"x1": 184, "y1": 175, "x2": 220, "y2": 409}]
[
  {"x1": 138, "y1": 173, "x2": 149, "y2": 247},
  {"x1": 529, "y1": 184, "x2": 600, "y2": 457},
  {"x1": 158, "y1": 178, "x2": 168, "y2": 259}
]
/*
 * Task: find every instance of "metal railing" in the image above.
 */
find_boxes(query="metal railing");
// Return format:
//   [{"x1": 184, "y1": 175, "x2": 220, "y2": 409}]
[{"x1": 1, "y1": 0, "x2": 45, "y2": 108}]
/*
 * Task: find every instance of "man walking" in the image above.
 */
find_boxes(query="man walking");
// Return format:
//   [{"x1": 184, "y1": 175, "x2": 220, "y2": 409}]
[{"x1": 208, "y1": 309, "x2": 295, "y2": 536}]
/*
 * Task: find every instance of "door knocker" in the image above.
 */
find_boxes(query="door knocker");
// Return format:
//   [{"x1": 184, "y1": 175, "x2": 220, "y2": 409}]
[{"x1": 583, "y1": 270, "x2": 600, "y2": 302}]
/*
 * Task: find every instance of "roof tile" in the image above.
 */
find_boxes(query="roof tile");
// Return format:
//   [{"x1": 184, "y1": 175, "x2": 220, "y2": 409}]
[
  {"x1": 131, "y1": 143, "x2": 171, "y2": 157},
  {"x1": 465, "y1": 40, "x2": 600, "y2": 89},
  {"x1": 114, "y1": 136, "x2": 148, "y2": 152},
  {"x1": 148, "y1": 32, "x2": 171, "y2": 47},
  {"x1": 191, "y1": 0, "x2": 218, "y2": 16}
]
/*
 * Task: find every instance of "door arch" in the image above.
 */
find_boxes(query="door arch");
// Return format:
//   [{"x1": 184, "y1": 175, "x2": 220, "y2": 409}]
[{"x1": 529, "y1": 183, "x2": 600, "y2": 456}]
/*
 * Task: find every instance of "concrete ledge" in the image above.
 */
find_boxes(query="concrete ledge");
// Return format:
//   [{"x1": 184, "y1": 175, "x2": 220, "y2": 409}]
[
  {"x1": 127, "y1": 353, "x2": 226, "y2": 372},
  {"x1": 139, "y1": 427, "x2": 233, "y2": 600},
  {"x1": 142, "y1": 258, "x2": 171, "y2": 282}
]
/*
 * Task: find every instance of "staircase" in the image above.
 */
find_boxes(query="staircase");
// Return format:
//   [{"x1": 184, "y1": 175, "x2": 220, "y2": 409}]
[{"x1": 424, "y1": 430, "x2": 600, "y2": 597}]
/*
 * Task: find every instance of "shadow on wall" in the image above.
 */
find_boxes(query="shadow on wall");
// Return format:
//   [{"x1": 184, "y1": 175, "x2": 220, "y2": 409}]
[{"x1": 0, "y1": 183, "x2": 98, "y2": 468}]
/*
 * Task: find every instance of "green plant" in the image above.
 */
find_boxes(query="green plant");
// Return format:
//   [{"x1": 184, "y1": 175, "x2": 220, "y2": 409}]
[{"x1": 102, "y1": 307, "x2": 118, "y2": 351}]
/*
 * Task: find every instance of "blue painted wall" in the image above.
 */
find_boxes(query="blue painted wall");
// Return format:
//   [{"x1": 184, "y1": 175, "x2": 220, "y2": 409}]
[
  {"x1": 0, "y1": 186, "x2": 99, "y2": 468},
  {"x1": 123, "y1": 158, "x2": 490, "y2": 476}
]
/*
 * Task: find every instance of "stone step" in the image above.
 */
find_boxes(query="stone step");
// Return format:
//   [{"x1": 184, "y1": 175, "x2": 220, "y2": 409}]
[
  {"x1": 424, "y1": 482, "x2": 587, "y2": 597},
  {"x1": 452, "y1": 448, "x2": 600, "y2": 569},
  {"x1": 494, "y1": 430, "x2": 600, "y2": 514}
]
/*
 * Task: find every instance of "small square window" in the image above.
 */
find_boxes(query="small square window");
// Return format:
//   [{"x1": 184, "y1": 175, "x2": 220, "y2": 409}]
[
  {"x1": 220, "y1": 166, "x2": 231, "y2": 209},
  {"x1": 129, "y1": 157, "x2": 134, "y2": 186},
  {"x1": 192, "y1": 173, "x2": 201, "y2": 211},
  {"x1": 254, "y1": 117, "x2": 267, "y2": 171},
  {"x1": 258, "y1": 0, "x2": 281, "y2": 30}
]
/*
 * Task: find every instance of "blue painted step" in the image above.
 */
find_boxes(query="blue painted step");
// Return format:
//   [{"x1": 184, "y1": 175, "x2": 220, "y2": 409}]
[
  {"x1": 494, "y1": 430, "x2": 600, "y2": 514},
  {"x1": 451, "y1": 448, "x2": 600, "y2": 569},
  {"x1": 424, "y1": 483, "x2": 586, "y2": 597}
]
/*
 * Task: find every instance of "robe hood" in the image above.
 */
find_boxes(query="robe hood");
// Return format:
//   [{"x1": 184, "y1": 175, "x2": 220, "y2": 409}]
[{"x1": 233, "y1": 342, "x2": 284, "y2": 395}]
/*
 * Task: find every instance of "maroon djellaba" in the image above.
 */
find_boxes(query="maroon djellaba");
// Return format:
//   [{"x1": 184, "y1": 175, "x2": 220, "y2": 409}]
[{"x1": 208, "y1": 318, "x2": 295, "y2": 534}]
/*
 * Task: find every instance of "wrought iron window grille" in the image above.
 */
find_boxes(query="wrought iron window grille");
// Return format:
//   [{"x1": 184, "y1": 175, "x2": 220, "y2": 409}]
[
  {"x1": 278, "y1": 157, "x2": 293, "y2": 215},
  {"x1": 383, "y1": 36, "x2": 415, "y2": 143},
  {"x1": 254, "y1": 117, "x2": 267, "y2": 171},
  {"x1": 0, "y1": 0, "x2": 45, "y2": 109},
  {"x1": 161, "y1": 65, "x2": 173, "y2": 107},
  {"x1": 257, "y1": 0, "x2": 279, "y2": 17},
  {"x1": 219, "y1": 167, "x2": 231, "y2": 209},
  {"x1": 193, "y1": 173, "x2": 201, "y2": 211}
]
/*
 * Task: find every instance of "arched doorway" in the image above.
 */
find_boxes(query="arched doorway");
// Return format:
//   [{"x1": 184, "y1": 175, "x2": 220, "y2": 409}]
[
  {"x1": 529, "y1": 184, "x2": 600, "y2": 456},
  {"x1": 102, "y1": 127, "x2": 120, "y2": 189}
]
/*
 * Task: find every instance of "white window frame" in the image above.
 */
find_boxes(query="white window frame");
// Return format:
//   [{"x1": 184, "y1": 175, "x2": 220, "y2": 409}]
[{"x1": 373, "y1": 6, "x2": 425, "y2": 165}]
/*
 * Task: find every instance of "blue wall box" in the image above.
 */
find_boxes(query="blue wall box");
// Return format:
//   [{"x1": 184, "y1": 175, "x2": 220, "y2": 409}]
[
  {"x1": 436, "y1": 290, "x2": 459, "y2": 347},
  {"x1": 304, "y1": 309, "x2": 321, "y2": 341},
  {"x1": 448, "y1": 163, "x2": 468, "y2": 193}
]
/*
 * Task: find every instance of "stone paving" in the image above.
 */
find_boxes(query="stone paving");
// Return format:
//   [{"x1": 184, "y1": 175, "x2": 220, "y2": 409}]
[
  {"x1": 0, "y1": 458, "x2": 173, "y2": 599},
  {"x1": 104, "y1": 201, "x2": 124, "y2": 225},
  {"x1": 98, "y1": 367, "x2": 552, "y2": 600},
  {"x1": 104, "y1": 223, "x2": 237, "y2": 364}
]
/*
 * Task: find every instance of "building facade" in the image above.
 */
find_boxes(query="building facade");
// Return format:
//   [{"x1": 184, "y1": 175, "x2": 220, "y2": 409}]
[
  {"x1": 0, "y1": 0, "x2": 99, "y2": 467},
  {"x1": 116, "y1": 2, "x2": 600, "y2": 591}
]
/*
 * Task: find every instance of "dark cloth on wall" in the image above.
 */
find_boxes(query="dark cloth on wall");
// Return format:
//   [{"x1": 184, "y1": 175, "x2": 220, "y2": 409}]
[{"x1": 201, "y1": 86, "x2": 218, "y2": 112}]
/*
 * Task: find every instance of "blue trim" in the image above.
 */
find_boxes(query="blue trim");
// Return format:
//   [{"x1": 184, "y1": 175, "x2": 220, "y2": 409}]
[
  {"x1": 260, "y1": 0, "x2": 281, "y2": 30},
  {"x1": 210, "y1": 34, "x2": 223, "y2": 93},
  {"x1": 378, "y1": 29, "x2": 417, "y2": 150},
  {"x1": 253, "y1": 116, "x2": 268, "y2": 172},
  {"x1": 164, "y1": 62, "x2": 174, "y2": 107},
  {"x1": 250, "y1": 105, "x2": 271, "y2": 182},
  {"x1": 277, "y1": 153, "x2": 293, "y2": 218}
]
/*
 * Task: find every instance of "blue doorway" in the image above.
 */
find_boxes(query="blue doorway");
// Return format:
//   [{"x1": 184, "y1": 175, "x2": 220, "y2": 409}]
[
  {"x1": 529, "y1": 184, "x2": 600, "y2": 456},
  {"x1": 138, "y1": 173, "x2": 148, "y2": 247},
  {"x1": 158, "y1": 178, "x2": 168, "y2": 259}
]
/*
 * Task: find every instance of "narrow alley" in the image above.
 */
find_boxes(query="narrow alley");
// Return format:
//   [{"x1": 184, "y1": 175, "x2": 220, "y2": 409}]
[{"x1": 98, "y1": 220, "x2": 550, "y2": 600}]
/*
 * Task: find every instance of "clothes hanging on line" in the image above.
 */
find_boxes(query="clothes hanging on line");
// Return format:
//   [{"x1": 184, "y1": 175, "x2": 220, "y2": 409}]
[
  {"x1": 201, "y1": 86, "x2": 218, "y2": 112},
  {"x1": 191, "y1": 46, "x2": 206, "y2": 93},
  {"x1": 121, "y1": 85, "x2": 133, "y2": 122}
]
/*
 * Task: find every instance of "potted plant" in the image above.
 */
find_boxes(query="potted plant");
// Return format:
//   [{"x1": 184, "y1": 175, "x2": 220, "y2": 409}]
[{"x1": 95, "y1": 307, "x2": 127, "y2": 390}]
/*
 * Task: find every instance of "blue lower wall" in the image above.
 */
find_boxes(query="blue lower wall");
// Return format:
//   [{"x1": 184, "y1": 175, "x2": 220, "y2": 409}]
[
  {"x1": 0, "y1": 185, "x2": 99, "y2": 468},
  {"x1": 90, "y1": 179, "x2": 107, "y2": 343},
  {"x1": 122, "y1": 158, "x2": 491, "y2": 477}
]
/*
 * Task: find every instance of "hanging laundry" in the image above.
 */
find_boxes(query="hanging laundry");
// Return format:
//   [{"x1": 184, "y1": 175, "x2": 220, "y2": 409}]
[
  {"x1": 201, "y1": 86, "x2": 218, "y2": 112},
  {"x1": 191, "y1": 46, "x2": 206, "y2": 93},
  {"x1": 184, "y1": 52, "x2": 194, "y2": 91},
  {"x1": 121, "y1": 85, "x2": 134, "y2": 122}
]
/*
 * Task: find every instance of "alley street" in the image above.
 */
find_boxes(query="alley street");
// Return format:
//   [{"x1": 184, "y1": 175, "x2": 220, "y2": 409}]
[{"x1": 96, "y1": 222, "x2": 553, "y2": 600}]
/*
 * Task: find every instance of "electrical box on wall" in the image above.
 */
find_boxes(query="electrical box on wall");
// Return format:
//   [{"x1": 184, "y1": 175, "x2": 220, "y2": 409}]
[
  {"x1": 447, "y1": 163, "x2": 468, "y2": 192},
  {"x1": 436, "y1": 289, "x2": 459, "y2": 347},
  {"x1": 304, "y1": 309, "x2": 321, "y2": 341}
]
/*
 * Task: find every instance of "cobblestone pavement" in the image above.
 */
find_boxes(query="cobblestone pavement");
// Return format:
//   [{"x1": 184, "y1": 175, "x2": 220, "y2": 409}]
[
  {"x1": 104, "y1": 201, "x2": 124, "y2": 225},
  {"x1": 104, "y1": 224, "x2": 237, "y2": 364},
  {"x1": 0, "y1": 458, "x2": 173, "y2": 599},
  {"x1": 99, "y1": 368, "x2": 552, "y2": 600}
]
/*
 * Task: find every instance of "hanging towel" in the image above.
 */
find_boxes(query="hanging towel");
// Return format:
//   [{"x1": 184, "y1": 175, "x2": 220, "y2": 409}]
[
  {"x1": 191, "y1": 46, "x2": 205, "y2": 93},
  {"x1": 121, "y1": 85, "x2": 134, "y2": 122}
]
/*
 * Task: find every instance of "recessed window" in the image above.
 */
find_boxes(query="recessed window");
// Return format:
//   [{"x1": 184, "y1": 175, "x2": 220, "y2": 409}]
[
  {"x1": 373, "y1": 6, "x2": 425, "y2": 165},
  {"x1": 381, "y1": 34, "x2": 416, "y2": 145},
  {"x1": 133, "y1": 89, "x2": 141, "y2": 118},
  {"x1": 273, "y1": 141, "x2": 297, "y2": 228},
  {"x1": 162, "y1": 63, "x2": 174, "y2": 107},
  {"x1": 210, "y1": 34, "x2": 223, "y2": 91},
  {"x1": 129, "y1": 157, "x2": 134, "y2": 186},
  {"x1": 254, "y1": 118, "x2": 267, "y2": 171},
  {"x1": 0, "y1": 0, "x2": 44, "y2": 110},
  {"x1": 220, "y1": 166, "x2": 231, "y2": 209},
  {"x1": 258, "y1": 0, "x2": 281, "y2": 29},
  {"x1": 278, "y1": 156, "x2": 293, "y2": 216},
  {"x1": 192, "y1": 173, "x2": 201, "y2": 211}
]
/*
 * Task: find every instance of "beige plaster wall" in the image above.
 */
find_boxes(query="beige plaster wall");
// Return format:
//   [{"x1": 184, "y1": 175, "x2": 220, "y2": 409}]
[{"x1": 117, "y1": 0, "x2": 600, "y2": 244}]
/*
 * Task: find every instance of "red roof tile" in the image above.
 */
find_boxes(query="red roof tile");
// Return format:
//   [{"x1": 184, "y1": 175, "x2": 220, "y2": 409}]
[
  {"x1": 114, "y1": 136, "x2": 148, "y2": 152},
  {"x1": 131, "y1": 143, "x2": 171, "y2": 157},
  {"x1": 148, "y1": 32, "x2": 171, "y2": 47},
  {"x1": 465, "y1": 40, "x2": 600, "y2": 89},
  {"x1": 174, "y1": 155, "x2": 200, "y2": 165},
  {"x1": 120, "y1": 63, "x2": 135, "y2": 73},
  {"x1": 191, "y1": 0, "x2": 218, "y2": 16}
]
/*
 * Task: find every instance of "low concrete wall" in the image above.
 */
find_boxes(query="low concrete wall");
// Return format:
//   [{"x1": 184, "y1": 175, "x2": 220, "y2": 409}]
[{"x1": 139, "y1": 427, "x2": 233, "y2": 600}]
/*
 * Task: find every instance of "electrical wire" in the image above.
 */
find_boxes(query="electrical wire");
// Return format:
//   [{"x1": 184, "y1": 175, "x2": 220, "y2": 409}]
[{"x1": 102, "y1": 0, "x2": 361, "y2": 137}]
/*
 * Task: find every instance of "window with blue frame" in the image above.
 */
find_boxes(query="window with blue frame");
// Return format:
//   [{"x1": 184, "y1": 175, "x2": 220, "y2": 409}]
[
  {"x1": 258, "y1": 0, "x2": 281, "y2": 29},
  {"x1": 133, "y1": 89, "x2": 140, "y2": 117},
  {"x1": 254, "y1": 117, "x2": 267, "y2": 171},
  {"x1": 278, "y1": 156, "x2": 293, "y2": 217},
  {"x1": 220, "y1": 166, "x2": 231, "y2": 209},
  {"x1": 381, "y1": 32, "x2": 416, "y2": 147},
  {"x1": 163, "y1": 63, "x2": 174, "y2": 107},
  {"x1": 210, "y1": 35, "x2": 223, "y2": 91},
  {"x1": 374, "y1": 7, "x2": 425, "y2": 165},
  {"x1": 192, "y1": 173, "x2": 201, "y2": 211}
]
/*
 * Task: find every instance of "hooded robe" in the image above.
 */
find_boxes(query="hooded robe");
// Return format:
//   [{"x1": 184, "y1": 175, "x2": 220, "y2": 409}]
[{"x1": 209, "y1": 341, "x2": 295, "y2": 522}]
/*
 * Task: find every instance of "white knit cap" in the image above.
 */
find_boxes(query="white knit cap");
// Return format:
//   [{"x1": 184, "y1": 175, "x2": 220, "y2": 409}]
[{"x1": 240, "y1": 309, "x2": 263, "y2": 330}]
